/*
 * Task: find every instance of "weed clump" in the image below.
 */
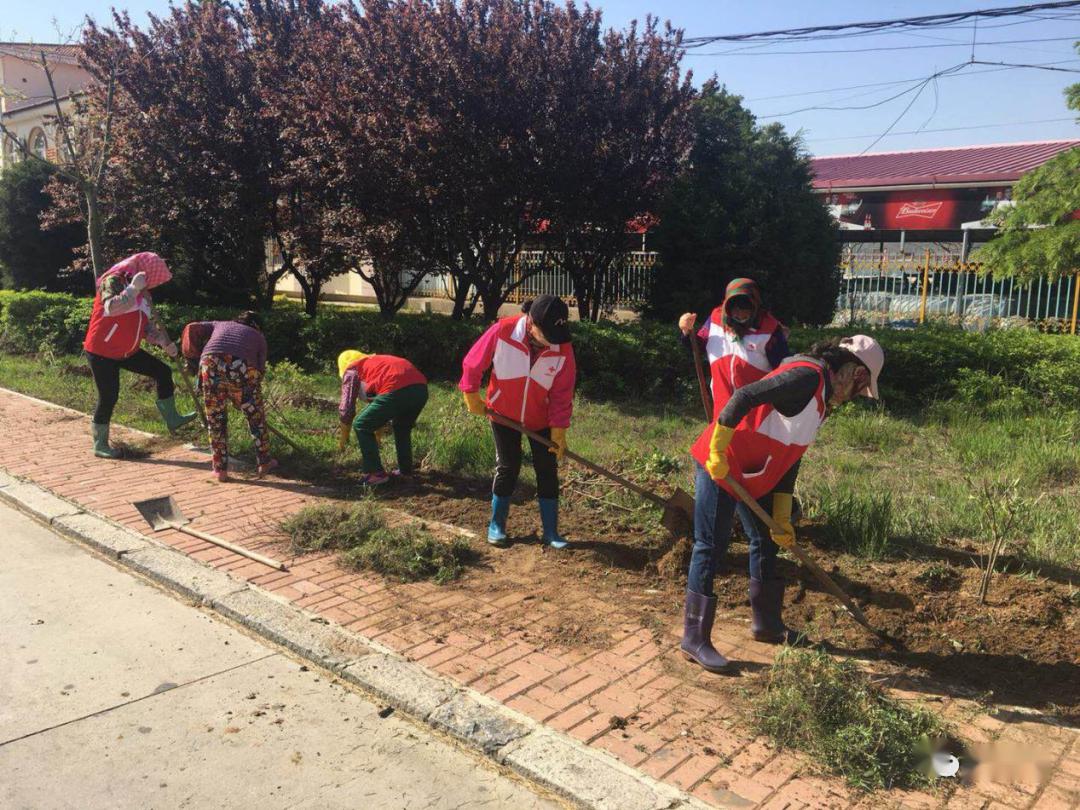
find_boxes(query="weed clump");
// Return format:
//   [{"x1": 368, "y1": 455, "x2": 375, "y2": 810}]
[
  {"x1": 752, "y1": 647, "x2": 951, "y2": 791},
  {"x1": 281, "y1": 501, "x2": 475, "y2": 584},
  {"x1": 805, "y1": 487, "x2": 895, "y2": 559}
]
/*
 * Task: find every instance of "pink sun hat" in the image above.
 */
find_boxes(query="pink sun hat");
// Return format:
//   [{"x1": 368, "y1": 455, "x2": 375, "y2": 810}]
[
  {"x1": 840, "y1": 334, "x2": 884, "y2": 399},
  {"x1": 109, "y1": 252, "x2": 173, "y2": 289}
]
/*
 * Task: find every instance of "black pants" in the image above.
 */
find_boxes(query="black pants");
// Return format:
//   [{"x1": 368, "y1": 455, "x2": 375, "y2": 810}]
[
  {"x1": 491, "y1": 421, "x2": 559, "y2": 500},
  {"x1": 86, "y1": 349, "x2": 174, "y2": 425}
]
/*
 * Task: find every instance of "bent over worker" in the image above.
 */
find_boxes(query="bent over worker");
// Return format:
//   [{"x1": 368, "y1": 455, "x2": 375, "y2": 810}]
[
  {"x1": 682, "y1": 335, "x2": 885, "y2": 673},
  {"x1": 187, "y1": 312, "x2": 275, "y2": 483},
  {"x1": 337, "y1": 350, "x2": 429, "y2": 486},
  {"x1": 83, "y1": 252, "x2": 196, "y2": 458},
  {"x1": 459, "y1": 295, "x2": 576, "y2": 549}
]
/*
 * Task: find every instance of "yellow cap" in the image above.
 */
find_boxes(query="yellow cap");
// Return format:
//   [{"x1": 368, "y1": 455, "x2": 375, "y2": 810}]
[{"x1": 337, "y1": 350, "x2": 368, "y2": 379}]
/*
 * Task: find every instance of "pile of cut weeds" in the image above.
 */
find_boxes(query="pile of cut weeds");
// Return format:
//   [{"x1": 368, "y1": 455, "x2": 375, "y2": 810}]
[
  {"x1": 752, "y1": 646, "x2": 953, "y2": 791},
  {"x1": 281, "y1": 500, "x2": 478, "y2": 585}
]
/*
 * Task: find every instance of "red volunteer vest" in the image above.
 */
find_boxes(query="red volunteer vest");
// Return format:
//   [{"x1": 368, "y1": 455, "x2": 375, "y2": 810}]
[
  {"x1": 82, "y1": 269, "x2": 149, "y2": 360},
  {"x1": 346, "y1": 355, "x2": 427, "y2": 399},
  {"x1": 704, "y1": 309, "x2": 781, "y2": 420},
  {"x1": 485, "y1": 315, "x2": 573, "y2": 432},
  {"x1": 692, "y1": 360, "x2": 827, "y2": 500}
]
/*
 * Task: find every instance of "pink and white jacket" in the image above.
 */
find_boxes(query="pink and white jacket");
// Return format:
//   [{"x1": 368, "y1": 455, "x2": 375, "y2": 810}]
[{"x1": 459, "y1": 315, "x2": 576, "y2": 432}]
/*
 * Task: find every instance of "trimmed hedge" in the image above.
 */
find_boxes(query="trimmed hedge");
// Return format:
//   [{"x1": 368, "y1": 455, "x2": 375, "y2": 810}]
[{"x1": 2, "y1": 290, "x2": 1079, "y2": 410}]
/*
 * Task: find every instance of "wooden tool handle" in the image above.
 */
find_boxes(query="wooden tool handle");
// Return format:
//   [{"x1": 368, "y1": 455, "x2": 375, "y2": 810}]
[
  {"x1": 689, "y1": 330, "x2": 712, "y2": 423},
  {"x1": 175, "y1": 523, "x2": 287, "y2": 571},
  {"x1": 485, "y1": 410, "x2": 669, "y2": 509},
  {"x1": 722, "y1": 475, "x2": 878, "y2": 635}
]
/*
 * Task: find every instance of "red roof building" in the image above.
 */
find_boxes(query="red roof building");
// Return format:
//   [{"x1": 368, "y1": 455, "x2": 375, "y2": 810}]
[{"x1": 809, "y1": 140, "x2": 1078, "y2": 239}]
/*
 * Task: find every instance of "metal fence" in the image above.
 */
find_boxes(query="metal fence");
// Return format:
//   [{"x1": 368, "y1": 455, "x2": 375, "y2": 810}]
[
  {"x1": 411, "y1": 251, "x2": 658, "y2": 310},
  {"x1": 834, "y1": 249, "x2": 1080, "y2": 334}
]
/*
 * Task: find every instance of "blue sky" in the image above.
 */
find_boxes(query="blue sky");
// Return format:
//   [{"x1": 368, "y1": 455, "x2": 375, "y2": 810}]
[{"x1": 6, "y1": 0, "x2": 1079, "y2": 155}]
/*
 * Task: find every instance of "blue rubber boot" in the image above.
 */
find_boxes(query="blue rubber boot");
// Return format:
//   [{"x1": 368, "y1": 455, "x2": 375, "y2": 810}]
[
  {"x1": 538, "y1": 498, "x2": 569, "y2": 549},
  {"x1": 488, "y1": 495, "x2": 510, "y2": 547}
]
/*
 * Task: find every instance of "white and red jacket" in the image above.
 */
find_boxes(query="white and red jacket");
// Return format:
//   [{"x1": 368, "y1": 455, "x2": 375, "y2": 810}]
[
  {"x1": 691, "y1": 360, "x2": 827, "y2": 500},
  {"x1": 699, "y1": 308, "x2": 784, "y2": 420},
  {"x1": 83, "y1": 268, "x2": 153, "y2": 360},
  {"x1": 459, "y1": 315, "x2": 576, "y2": 432}
]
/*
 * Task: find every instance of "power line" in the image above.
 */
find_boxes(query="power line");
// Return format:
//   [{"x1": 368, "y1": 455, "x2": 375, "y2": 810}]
[
  {"x1": 759, "y1": 58, "x2": 1080, "y2": 118},
  {"x1": 858, "y1": 68, "x2": 958, "y2": 154},
  {"x1": 971, "y1": 58, "x2": 1080, "y2": 71},
  {"x1": 694, "y1": 35, "x2": 1080, "y2": 57},
  {"x1": 682, "y1": 1, "x2": 1080, "y2": 47},
  {"x1": 744, "y1": 59, "x2": 1080, "y2": 101},
  {"x1": 805, "y1": 116, "x2": 1077, "y2": 142}
]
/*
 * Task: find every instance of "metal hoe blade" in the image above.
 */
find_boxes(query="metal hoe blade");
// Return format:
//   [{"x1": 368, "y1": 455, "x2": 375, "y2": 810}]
[
  {"x1": 132, "y1": 495, "x2": 287, "y2": 572},
  {"x1": 133, "y1": 495, "x2": 188, "y2": 532}
]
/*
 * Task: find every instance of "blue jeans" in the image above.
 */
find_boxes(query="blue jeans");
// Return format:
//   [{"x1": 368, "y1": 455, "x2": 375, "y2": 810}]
[{"x1": 688, "y1": 462, "x2": 779, "y2": 596}]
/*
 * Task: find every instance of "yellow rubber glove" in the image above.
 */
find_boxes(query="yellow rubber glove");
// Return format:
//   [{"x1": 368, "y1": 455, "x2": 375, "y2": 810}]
[
  {"x1": 705, "y1": 424, "x2": 734, "y2": 481},
  {"x1": 548, "y1": 427, "x2": 567, "y2": 462},
  {"x1": 463, "y1": 391, "x2": 485, "y2": 416},
  {"x1": 337, "y1": 422, "x2": 351, "y2": 452},
  {"x1": 770, "y1": 493, "x2": 796, "y2": 549}
]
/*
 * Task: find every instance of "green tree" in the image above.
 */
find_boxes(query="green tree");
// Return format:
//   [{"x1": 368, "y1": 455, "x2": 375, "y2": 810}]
[
  {"x1": 646, "y1": 81, "x2": 839, "y2": 326},
  {"x1": 0, "y1": 161, "x2": 85, "y2": 290},
  {"x1": 975, "y1": 64, "x2": 1080, "y2": 281}
]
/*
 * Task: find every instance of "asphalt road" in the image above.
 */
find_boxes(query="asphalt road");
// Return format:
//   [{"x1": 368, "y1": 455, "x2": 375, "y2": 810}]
[{"x1": 0, "y1": 501, "x2": 562, "y2": 810}]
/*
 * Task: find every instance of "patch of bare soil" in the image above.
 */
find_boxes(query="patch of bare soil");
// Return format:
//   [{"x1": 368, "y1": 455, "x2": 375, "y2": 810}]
[{"x1": 320, "y1": 467, "x2": 1080, "y2": 721}]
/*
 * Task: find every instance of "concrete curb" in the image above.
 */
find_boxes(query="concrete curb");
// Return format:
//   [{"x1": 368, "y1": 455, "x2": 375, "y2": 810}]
[{"x1": 0, "y1": 467, "x2": 709, "y2": 810}]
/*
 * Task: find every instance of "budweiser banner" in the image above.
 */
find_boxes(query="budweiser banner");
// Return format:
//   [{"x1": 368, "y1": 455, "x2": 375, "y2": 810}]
[{"x1": 824, "y1": 187, "x2": 1011, "y2": 230}]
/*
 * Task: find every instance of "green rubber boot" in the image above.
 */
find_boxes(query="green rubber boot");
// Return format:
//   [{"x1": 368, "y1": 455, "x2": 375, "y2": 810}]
[
  {"x1": 91, "y1": 422, "x2": 122, "y2": 459},
  {"x1": 156, "y1": 396, "x2": 197, "y2": 433}
]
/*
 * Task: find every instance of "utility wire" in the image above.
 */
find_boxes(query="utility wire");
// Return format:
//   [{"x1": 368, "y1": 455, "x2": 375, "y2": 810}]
[
  {"x1": 971, "y1": 58, "x2": 1080, "y2": 71},
  {"x1": 693, "y1": 35, "x2": 1080, "y2": 57},
  {"x1": 854, "y1": 64, "x2": 981, "y2": 154},
  {"x1": 682, "y1": 1, "x2": 1080, "y2": 46},
  {"x1": 760, "y1": 62, "x2": 972, "y2": 118},
  {"x1": 744, "y1": 59, "x2": 1080, "y2": 101},
  {"x1": 805, "y1": 116, "x2": 1078, "y2": 142}
]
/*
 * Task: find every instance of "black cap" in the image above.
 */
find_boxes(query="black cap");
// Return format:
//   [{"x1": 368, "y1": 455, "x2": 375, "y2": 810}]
[{"x1": 527, "y1": 294, "x2": 572, "y2": 344}]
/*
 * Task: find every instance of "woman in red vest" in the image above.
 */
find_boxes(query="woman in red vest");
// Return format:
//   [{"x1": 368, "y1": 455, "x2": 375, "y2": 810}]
[
  {"x1": 83, "y1": 253, "x2": 195, "y2": 458},
  {"x1": 337, "y1": 350, "x2": 429, "y2": 486},
  {"x1": 681, "y1": 335, "x2": 884, "y2": 673},
  {"x1": 678, "y1": 277, "x2": 789, "y2": 418},
  {"x1": 460, "y1": 295, "x2": 576, "y2": 549}
]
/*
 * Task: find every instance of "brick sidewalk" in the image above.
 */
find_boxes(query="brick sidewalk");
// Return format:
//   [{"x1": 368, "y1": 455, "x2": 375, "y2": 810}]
[{"x1": 1, "y1": 387, "x2": 1077, "y2": 810}]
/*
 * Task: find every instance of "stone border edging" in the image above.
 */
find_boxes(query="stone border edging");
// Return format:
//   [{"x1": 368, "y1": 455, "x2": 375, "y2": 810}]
[{"x1": 0, "y1": 467, "x2": 710, "y2": 810}]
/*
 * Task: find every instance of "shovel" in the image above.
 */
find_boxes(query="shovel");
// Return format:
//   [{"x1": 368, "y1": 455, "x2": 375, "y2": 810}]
[
  {"x1": 485, "y1": 411, "x2": 693, "y2": 536},
  {"x1": 133, "y1": 495, "x2": 287, "y2": 571}
]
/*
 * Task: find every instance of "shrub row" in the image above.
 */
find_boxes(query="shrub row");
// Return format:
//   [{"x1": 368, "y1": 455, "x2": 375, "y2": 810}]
[{"x1": 3, "y1": 290, "x2": 1079, "y2": 409}]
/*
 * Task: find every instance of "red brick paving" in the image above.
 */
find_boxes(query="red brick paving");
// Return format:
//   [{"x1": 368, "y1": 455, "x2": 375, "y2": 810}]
[{"x1": 1, "y1": 386, "x2": 1078, "y2": 810}]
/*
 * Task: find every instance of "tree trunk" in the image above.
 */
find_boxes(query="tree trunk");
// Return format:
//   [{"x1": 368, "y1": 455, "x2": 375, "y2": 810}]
[
  {"x1": 84, "y1": 186, "x2": 105, "y2": 280},
  {"x1": 304, "y1": 280, "x2": 321, "y2": 316},
  {"x1": 450, "y1": 275, "x2": 471, "y2": 320}
]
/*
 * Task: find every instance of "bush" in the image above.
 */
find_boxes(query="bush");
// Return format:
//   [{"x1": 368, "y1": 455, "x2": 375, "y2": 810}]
[
  {"x1": 753, "y1": 647, "x2": 951, "y2": 791},
  {"x1": 0, "y1": 290, "x2": 83, "y2": 353},
  {"x1": 1, "y1": 289, "x2": 1079, "y2": 411},
  {"x1": 0, "y1": 160, "x2": 85, "y2": 292}
]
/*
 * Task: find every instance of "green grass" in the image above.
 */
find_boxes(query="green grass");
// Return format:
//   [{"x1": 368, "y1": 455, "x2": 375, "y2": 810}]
[
  {"x1": 281, "y1": 500, "x2": 476, "y2": 584},
  {"x1": 803, "y1": 487, "x2": 897, "y2": 560},
  {"x1": 1, "y1": 349, "x2": 1078, "y2": 570},
  {"x1": 752, "y1": 647, "x2": 952, "y2": 791}
]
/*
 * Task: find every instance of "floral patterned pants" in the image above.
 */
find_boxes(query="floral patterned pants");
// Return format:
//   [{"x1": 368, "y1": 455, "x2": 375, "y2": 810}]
[{"x1": 198, "y1": 354, "x2": 270, "y2": 473}]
